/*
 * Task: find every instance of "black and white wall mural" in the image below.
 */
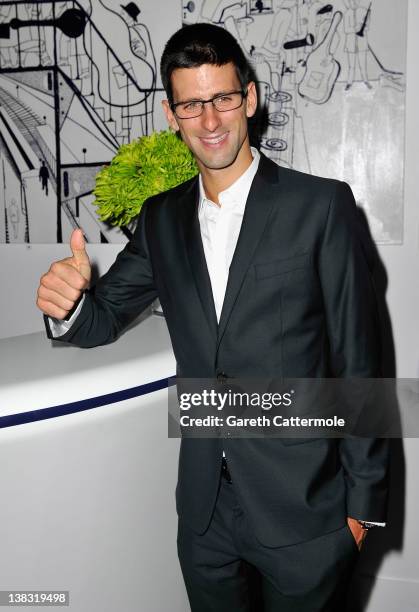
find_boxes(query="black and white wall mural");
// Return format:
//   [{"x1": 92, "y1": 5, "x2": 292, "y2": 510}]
[
  {"x1": 183, "y1": 0, "x2": 407, "y2": 244},
  {"x1": 0, "y1": 0, "x2": 407, "y2": 244},
  {"x1": 0, "y1": 0, "x2": 178, "y2": 244}
]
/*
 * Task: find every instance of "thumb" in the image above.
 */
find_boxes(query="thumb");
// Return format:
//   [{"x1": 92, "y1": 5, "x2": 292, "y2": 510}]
[{"x1": 70, "y1": 228, "x2": 91, "y2": 282}]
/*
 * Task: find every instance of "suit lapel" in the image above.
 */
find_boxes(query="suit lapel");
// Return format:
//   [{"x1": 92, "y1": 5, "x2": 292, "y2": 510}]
[
  {"x1": 217, "y1": 154, "x2": 280, "y2": 347},
  {"x1": 177, "y1": 154, "x2": 281, "y2": 348},
  {"x1": 178, "y1": 178, "x2": 218, "y2": 339}
]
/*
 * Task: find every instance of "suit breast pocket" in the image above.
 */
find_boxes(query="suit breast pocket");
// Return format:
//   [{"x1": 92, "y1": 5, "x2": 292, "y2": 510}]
[{"x1": 255, "y1": 252, "x2": 311, "y2": 281}]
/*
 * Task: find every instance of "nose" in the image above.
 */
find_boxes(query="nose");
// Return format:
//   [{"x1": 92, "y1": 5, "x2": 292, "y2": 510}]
[{"x1": 201, "y1": 101, "x2": 222, "y2": 132}]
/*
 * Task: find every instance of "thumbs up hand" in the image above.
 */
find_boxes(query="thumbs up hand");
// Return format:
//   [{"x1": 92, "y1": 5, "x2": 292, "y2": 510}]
[
  {"x1": 69, "y1": 228, "x2": 91, "y2": 283},
  {"x1": 36, "y1": 229, "x2": 91, "y2": 320}
]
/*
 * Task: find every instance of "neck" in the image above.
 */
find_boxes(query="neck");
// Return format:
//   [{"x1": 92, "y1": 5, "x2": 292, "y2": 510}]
[{"x1": 199, "y1": 143, "x2": 253, "y2": 206}]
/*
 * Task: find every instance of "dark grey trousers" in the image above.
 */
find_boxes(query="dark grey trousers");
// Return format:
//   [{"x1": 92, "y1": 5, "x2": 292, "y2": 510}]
[{"x1": 177, "y1": 475, "x2": 359, "y2": 611}]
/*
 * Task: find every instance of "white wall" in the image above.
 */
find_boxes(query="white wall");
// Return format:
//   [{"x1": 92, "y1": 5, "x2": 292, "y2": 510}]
[
  {"x1": 0, "y1": 243, "x2": 122, "y2": 338},
  {"x1": 348, "y1": 2, "x2": 419, "y2": 610},
  {"x1": 377, "y1": 0, "x2": 419, "y2": 380}
]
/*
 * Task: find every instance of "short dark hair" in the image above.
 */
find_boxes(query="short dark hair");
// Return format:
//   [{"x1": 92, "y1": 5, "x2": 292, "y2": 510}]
[{"x1": 160, "y1": 23, "x2": 251, "y2": 103}]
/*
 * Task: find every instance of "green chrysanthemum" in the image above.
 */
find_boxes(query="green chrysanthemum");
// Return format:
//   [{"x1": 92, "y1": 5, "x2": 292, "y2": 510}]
[{"x1": 93, "y1": 131, "x2": 198, "y2": 227}]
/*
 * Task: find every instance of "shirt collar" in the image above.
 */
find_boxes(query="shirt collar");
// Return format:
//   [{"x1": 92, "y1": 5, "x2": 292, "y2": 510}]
[{"x1": 198, "y1": 147, "x2": 260, "y2": 211}]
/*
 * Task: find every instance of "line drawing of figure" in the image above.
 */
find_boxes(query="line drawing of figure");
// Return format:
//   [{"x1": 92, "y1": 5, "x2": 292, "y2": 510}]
[
  {"x1": 117, "y1": 2, "x2": 156, "y2": 85},
  {"x1": 306, "y1": 0, "x2": 335, "y2": 48},
  {"x1": 262, "y1": 0, "x2": 295, "y2": 58},
  {"x1": 258, "y1": 1, "x2": 316, "y2": 89},
  {"x1": 39, "y1": 160, "x2": 50, "y2": 196},
  {"x1": 343, "y1": 0, "x2": 372, "y2": 90},
  {"x1": 118, "y1": 1, "x2": 157, "y2": 134},
  {"x1": 96, "y1": 0, "x2": 157, "y2": 137},
  {"x1": 120, "y1": 3, "x2": 148, "y2": 59}
]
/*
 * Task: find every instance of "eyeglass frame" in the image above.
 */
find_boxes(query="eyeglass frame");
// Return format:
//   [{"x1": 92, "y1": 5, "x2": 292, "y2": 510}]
[{"x1": 169, "y1": 89, "x2": 248, "y2": 119}]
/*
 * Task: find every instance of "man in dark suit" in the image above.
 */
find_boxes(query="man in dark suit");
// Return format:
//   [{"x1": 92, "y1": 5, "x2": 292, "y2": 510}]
[{"x1": 37, "y1": 23, "x2": 388, "y2": 612}]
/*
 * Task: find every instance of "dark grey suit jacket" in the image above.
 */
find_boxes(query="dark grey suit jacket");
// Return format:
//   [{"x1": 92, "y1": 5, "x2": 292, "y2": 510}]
[{"x1": 45, "y1": 152, "x2": 389, "y2": 547}]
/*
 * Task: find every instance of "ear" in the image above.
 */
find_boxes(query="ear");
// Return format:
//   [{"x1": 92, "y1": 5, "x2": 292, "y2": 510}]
[
  {"x1": 162, "y1": 99, "x2": 180, "y2": 132},
  {"x1": 245, "y1": 81, "x2": 257, "y2": 119}
]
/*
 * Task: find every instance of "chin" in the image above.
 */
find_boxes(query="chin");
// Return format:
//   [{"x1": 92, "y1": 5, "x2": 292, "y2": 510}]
[{"x1": 198, "y1": 151, "x2": 240, "y2": 171}]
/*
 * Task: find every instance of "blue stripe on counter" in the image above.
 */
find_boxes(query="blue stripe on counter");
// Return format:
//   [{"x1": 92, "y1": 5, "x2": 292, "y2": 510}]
[{"x1": 0, "y1": 376, "x2": 175, "y2": 428}]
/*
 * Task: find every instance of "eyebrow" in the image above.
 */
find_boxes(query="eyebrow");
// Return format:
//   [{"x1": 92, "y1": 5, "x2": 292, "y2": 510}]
[{"x1": 175, "y1": 90, "x2": 238, "y2": 104}]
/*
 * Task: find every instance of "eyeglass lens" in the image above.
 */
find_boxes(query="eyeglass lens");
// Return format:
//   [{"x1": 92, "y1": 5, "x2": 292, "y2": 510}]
[{"x1": 174, "y1": 92, "x2": 244, "y2": 118}]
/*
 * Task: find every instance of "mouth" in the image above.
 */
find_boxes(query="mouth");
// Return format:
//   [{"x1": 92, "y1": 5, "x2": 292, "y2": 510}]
[{"x1": 199, "y1": 132, "x2": 229, "y2": 148}]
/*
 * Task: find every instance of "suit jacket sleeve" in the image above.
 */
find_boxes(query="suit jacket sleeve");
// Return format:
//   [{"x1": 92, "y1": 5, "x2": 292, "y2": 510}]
[
  {"x1": 44, "y1": 201, "x2": 158, "y2": 347},
  {"x1": 318, "y1": 181, "x2": 389, "y2": 522}
]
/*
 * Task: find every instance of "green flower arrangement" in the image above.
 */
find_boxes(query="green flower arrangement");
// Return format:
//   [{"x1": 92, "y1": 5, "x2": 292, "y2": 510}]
[{"x1": 93, "y1": 130, "x2": 198, "y2": 227}]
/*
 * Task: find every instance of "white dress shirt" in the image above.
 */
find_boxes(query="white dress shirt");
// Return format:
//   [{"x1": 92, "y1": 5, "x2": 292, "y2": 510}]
[{"x1": 198, "y1": 147, "x2": 260, "y2": 322}]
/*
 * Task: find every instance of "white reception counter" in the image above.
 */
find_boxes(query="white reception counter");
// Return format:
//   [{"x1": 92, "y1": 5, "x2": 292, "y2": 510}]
[{"x1": 0, "y1": 312, "x2": 189, "y2": 612}]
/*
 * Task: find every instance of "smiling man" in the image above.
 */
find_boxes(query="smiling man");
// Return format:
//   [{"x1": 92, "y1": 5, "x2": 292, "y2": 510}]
[
  {"x1": 162, "y1": 61, "x2": 257, "y2": 201},
  {"x1": 37, "y1": 23, "x2": 389, "y2": 612}
]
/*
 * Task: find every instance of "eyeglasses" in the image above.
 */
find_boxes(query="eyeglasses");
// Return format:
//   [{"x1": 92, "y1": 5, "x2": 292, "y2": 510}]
[{"x1": 170, "y1": 90, "x2": 248, "y2": 119}]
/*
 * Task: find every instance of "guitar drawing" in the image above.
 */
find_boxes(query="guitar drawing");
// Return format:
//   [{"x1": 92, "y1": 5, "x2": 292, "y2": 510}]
[{"x1": 298, "y1": 11, "x2": 343, "y2": 105}]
